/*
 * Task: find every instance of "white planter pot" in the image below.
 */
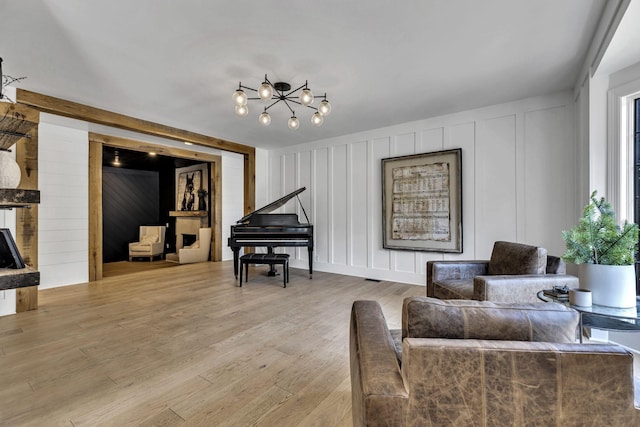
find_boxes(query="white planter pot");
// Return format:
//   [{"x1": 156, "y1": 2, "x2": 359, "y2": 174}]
[
  {"x1": 0, "y1": 150, "x2": 21, "y2": 188},
  {"x1": 578, "y1": 263, "x2": 637, "y2": 308}
]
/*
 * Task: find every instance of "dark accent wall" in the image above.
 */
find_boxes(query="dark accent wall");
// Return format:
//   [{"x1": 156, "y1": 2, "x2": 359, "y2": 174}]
[
  {"x1": 103, "y1": 167, "x2": 160, "y2": 262},
  {"x1": 102, "y1": 146, "x2": 202, "y2": 261}
]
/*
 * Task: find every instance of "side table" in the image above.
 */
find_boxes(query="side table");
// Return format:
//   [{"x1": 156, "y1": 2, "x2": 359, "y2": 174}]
[{"x1": 537, "y1": 291, "x2": 640, "y2": 343}]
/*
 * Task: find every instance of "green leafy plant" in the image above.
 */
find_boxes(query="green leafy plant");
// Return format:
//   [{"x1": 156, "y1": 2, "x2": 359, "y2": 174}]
[{"x1": 562, "y1": 190, "x2": 639, "y2": 265}]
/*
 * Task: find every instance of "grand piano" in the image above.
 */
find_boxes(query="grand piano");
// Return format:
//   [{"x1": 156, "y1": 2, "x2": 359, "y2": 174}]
[{"x1": 228, "y1": 187, "x2": 313, "y2": 279}]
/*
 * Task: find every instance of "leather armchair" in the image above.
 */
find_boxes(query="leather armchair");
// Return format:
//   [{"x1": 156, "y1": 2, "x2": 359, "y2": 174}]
[
  {"x1": 350, "y1": 297, "x2": 639, "y2": 426},
  {"x1": 427, "y1": 241, "x2": 578, "y2": 303}
]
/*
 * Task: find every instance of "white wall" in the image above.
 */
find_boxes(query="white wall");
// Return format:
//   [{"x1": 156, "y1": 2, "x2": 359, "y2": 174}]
[
  {"x1": 38, "y1": 121, "x2": 90, "y2": 289},
  {"x1": 269, "y1": 92, "x2": 576, "y2": 285},
  {"x1": 221, "y1": 152, "x2": 244, "y2": 261}
]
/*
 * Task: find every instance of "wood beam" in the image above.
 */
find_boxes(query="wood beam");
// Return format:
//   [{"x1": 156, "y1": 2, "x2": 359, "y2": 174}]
[
  {"x1": 244, "y1": 152, "x2": 255, "y2": 215},
  {"x1": 89, "y1": 133, "x2": 221, "y2": 162},
  {"x1": 15, "y1": 123, "x2": 39, "y2": 312},
  {"x1": 88, "y1": 141, "x2": 103, "y2": 281},
  {"x1": 17, "y1": 89, "x2": 255, "y2": 157}
]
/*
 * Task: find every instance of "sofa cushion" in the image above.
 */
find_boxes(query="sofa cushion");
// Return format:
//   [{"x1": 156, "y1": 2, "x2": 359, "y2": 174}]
[
  {"x1": 402, "y1": 296, "x2": 578, "y2": 343},
  {"x1": 487, "y1": 241, "x2": 547, "y2": 275},
  {"x1": 431, "y1": 279, "x2": 474, "y2": 300},
  {"x1": 129, "y1": 243, "x2": 151, "y2": 252}
]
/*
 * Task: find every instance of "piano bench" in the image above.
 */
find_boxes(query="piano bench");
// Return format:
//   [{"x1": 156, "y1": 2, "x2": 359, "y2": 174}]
[{"x1": 239, "y1": 253, "x2": 290, "y2": 288}]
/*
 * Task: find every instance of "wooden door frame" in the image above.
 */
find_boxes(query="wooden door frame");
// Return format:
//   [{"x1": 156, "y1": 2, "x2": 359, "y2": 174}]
[{"x1": 88, "y1": 133, "x2": 222, "y2": 281}]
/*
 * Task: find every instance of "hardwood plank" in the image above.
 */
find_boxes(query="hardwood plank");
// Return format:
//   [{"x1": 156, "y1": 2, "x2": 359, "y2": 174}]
[{"x1": 0, "y1": 261, "x2": 425, "y2": 425}]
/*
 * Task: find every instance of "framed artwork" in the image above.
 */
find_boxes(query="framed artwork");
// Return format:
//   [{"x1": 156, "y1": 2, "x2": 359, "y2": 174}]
[
  {"x1": 176, "y1": 168, "x2": 205, "y2": 211},
  {"x1": 0, "y1": 228, "x2": 25, "y2": 269},
  {"x1": 382, "y1": 148, "x2": 462, "y2": 253}
]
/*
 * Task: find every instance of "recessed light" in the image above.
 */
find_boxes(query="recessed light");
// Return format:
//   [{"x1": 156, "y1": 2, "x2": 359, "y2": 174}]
[
  {"x1": 184, "y1": 141, "x2": 193, "y2": 146},
  {"x1": 149, "y1": 152, "x2": 157, "y2": 157}
]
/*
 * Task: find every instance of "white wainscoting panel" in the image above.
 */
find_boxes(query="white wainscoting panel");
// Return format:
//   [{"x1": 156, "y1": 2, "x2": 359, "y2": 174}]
[
  {"x1": 448, "y1": 122, "x2": 477, "y2": 259},
  {"x1": 475, "y1": 114, "x2": 517, "y2": 253},
  {"x1": 313, "y1": 147, "x2": 330, "y2": 265},
  {"x1": 268, "y1": 91, "x2": 575, "y2": 285},
  {"x1": 523, "y1": 105, "x2": 575, "y2": 256},
  {"x1": 371, "y1": 137, "x2": 391, "y2": 271},
  {"x1": 331, "y1": 144, "x2": 348, "y2": 266},
  {"x1": 350, "y1": 141, "x2": 369, "y2": 269}
]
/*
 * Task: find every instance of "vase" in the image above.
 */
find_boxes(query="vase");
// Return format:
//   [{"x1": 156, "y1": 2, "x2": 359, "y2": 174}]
[
  {"x1": 0, "y1": 150, "x2": 21, "y2": 188},
  {"x1": 578, "y1": 263, "x2": 637, "y2": 308}
]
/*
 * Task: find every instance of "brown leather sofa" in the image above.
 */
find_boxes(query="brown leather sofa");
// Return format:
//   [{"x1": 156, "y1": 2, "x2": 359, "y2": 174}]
[
  {"x1": 350, "y1": 297, "x2": 639, "y2": 426},
  {"x1": 427, "y1": 241, "x2": 578, "y2": 303}
]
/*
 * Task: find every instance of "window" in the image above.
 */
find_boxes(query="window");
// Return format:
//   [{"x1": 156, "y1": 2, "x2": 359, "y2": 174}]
[{"x1": 635, "y1": 97, "x2": 640, "y2": 294}]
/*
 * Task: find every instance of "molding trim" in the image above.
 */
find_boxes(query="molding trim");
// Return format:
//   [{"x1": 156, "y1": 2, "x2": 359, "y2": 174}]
[{"x1": 607, "y1": 79, "x2": 640, "y2": 221}]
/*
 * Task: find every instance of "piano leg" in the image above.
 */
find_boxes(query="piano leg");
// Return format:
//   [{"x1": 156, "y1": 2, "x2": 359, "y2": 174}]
[
  {"x1": 267, "y1": 247, "x2": 278, "y2": 276},
  {"x1": 308, "y1": 247, "x2": 313, "y2": 279},
  {"x1": 232, "y1": 248, "x2": 240, "y2": 278}
]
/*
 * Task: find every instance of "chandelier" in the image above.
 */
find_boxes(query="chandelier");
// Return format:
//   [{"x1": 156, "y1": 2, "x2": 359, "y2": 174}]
[{"x1": 232, "y1": 74, "x2": 331, "y2": 129}]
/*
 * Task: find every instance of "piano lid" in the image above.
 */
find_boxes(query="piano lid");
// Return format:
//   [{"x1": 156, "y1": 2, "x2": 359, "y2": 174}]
[{"x1": 237, "y1": 187, "x2": 306, "y2": 224}]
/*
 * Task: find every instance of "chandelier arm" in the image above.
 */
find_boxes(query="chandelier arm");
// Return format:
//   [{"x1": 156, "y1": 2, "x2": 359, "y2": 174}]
[
  {"x1": 284, "y1": 98, "x2": 318, "y2": 111},
  {"x1": 264, "y1": 99, "x2": 282, "y2": 111},
  {"x1": 281, "y1": 99, "x2": 295, "y2": 115},
  {"x1": 285, "y1": 83, "x2": 308, "y2": 97},
  {"x1": 240, "y1": 84, "x2": 258, "y2": 92}
]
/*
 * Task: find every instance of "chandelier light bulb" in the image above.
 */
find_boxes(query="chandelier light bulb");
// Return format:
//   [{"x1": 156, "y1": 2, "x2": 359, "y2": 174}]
[
  {"x1": 300, "y1": 88, "x2": 314, "y2": 106},
  {"x1": 258, "y1": 82, "x2": 273, "y2": 100},
  {"x1": 288, "y1": 115, "x2": 300, "y2": 130},
  {"x1": 235, "y1": 104, "x2": 249, "y2": 117},
  {"x1": 311, "y1": 112, "x2": 324, "y2": 126},
  {"x1": 259, "y1": 111, "x2": 271, "y2": 126},
  {"x1": 233, "y1": 89, "x2": 247, "y2": 106},
  {"x1": 318, "y1": 99, "x2": 332, "y2": 116}
]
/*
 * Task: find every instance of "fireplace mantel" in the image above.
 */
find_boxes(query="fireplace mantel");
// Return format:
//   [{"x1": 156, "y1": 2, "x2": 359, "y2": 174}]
[{"x1": 169, "y1": 210, "x2": 207, "y2": 218}]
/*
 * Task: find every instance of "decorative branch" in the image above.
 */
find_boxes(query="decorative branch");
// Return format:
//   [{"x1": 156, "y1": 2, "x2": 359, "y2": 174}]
[{"x1": 1, "y1": 57, "x2": 27, "y2": 103}]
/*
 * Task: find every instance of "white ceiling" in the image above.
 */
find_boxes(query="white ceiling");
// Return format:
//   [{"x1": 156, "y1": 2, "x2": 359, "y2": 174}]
[{"x1": 1, "y1": 0, "x2": 606, "y2": 150}]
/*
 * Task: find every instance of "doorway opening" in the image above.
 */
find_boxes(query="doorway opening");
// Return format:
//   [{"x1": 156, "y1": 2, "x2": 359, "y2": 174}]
[{"x1": 88, "y1": 133, "x2": 222, "y2": 280}]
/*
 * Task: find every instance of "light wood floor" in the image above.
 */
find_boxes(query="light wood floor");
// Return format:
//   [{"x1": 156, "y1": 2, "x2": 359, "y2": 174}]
[
  {"x1": 0, "y1": 261, "x2": 424, "y2": 426},
  {"x1": 103, "y1": 260, "x2": 179, "y2": 278}
]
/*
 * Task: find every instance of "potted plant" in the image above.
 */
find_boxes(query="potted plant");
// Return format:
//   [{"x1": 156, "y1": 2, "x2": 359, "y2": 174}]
[{"x1": 562, "y1": 190, "x2": 639, "y2": 308}]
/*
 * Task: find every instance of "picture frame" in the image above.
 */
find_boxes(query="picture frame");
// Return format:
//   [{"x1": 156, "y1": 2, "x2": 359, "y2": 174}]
[
  {"x1": 0, "y1": 228, "x2": 26, "y2": 269},
  {"x1": 382, "y1": 148, "x2": 462, "y2": 253},
  {"x1": 175, "y1": 164, "x2": 208, "y2": 212}
]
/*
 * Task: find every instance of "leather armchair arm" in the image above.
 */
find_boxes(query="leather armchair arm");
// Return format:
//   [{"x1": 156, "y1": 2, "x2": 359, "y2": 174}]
[
  {"x1": 427, "y1": 261, "x2": 489, "y2": 296},
  {"x1": 350, "y1": 301, "x2": 408, "y2": 427},
  {"x1": 473, "y1": 274, "x2": 579, "y2": 303}
]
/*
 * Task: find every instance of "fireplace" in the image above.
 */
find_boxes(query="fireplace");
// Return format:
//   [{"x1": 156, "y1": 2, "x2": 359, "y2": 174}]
[
  {"x1": 169, "y1": 211, "x2": 208, "y2": 249},
  {"x1": 182, "y1": 233, "x2": 197, "y2": 247}
]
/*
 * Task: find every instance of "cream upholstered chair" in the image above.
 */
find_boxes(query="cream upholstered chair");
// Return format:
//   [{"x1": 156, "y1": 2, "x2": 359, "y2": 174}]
[
  {"x1": 128, "y1": 225, "x2": 166, "y2": 261},
  {"x1": 167, "y1": 227, "x2": 211, "y2": 264}
]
